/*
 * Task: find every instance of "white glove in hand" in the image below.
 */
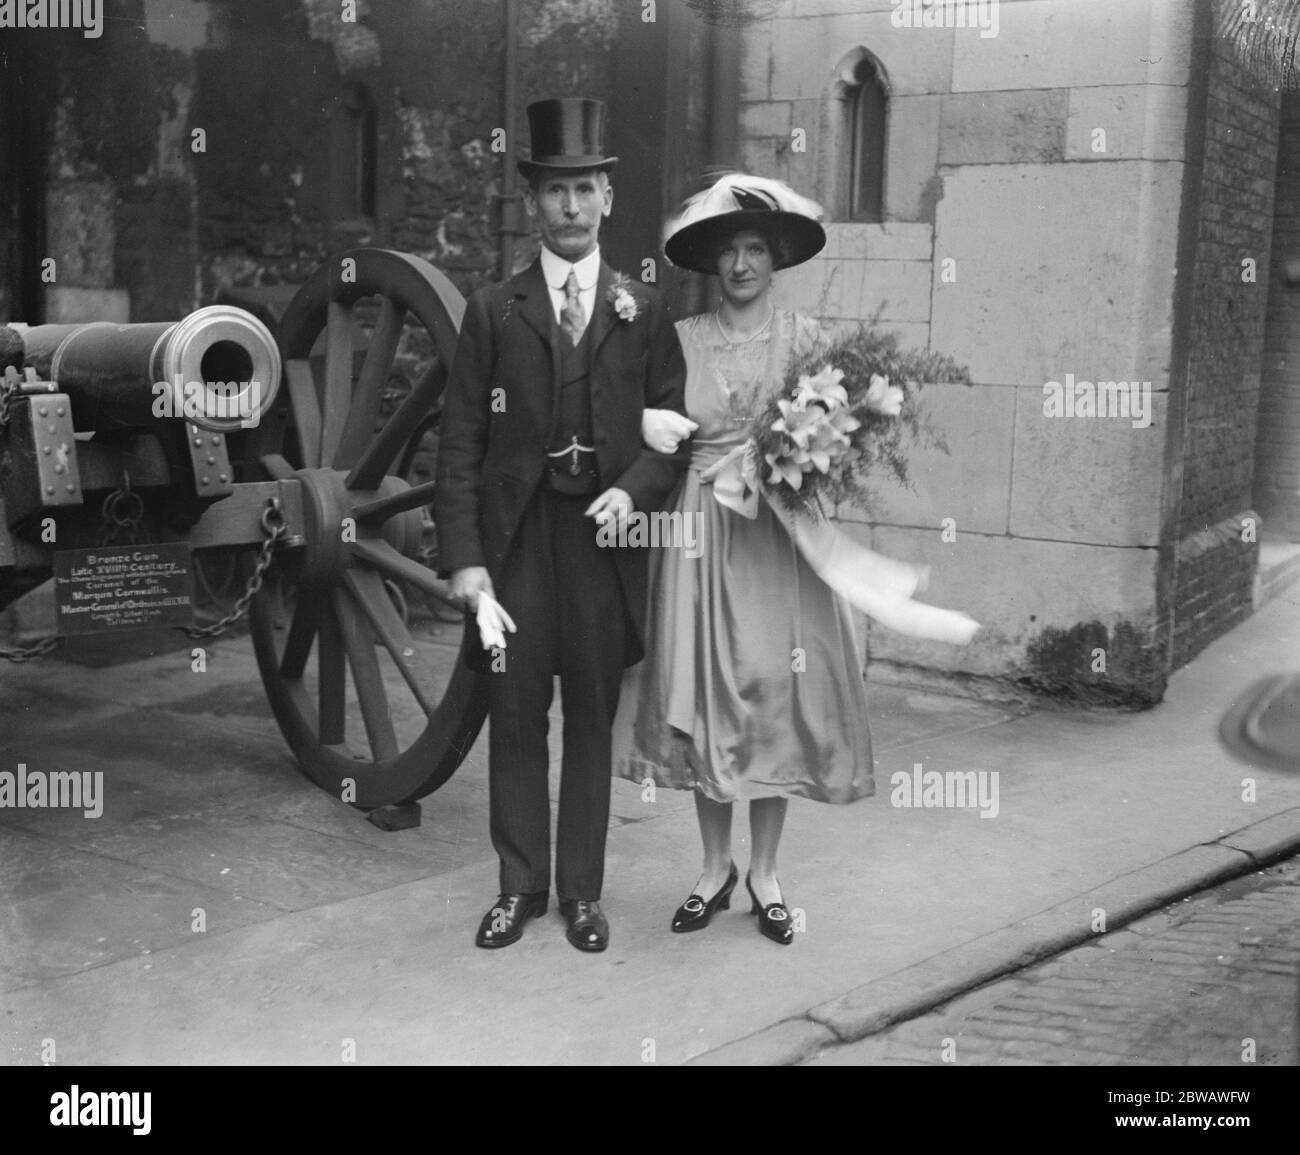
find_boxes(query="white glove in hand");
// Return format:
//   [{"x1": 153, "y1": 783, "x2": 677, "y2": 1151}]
[
  {"x1": 476, "y1": 592, "x2": 517, "y2": 651},
  {"x1": 641, "y1": 408, "x2": 699, "y2": 455}
]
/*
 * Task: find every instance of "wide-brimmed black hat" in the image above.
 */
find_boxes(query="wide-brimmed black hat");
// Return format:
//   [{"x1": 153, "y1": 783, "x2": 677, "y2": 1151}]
[
  {"x1": 663, "y1": 172, "x2": 826, "y2": 274},
  {"x1": 517, "y1": 98, "x2": 619, "y2": 180}
]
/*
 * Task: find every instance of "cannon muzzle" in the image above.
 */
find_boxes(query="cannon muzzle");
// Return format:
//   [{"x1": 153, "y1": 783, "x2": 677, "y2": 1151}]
[{"x1": 14, "y1": 305, "x2": 282, "y2": 434}]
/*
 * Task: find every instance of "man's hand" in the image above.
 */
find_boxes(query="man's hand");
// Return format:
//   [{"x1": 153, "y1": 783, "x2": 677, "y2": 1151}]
[
  {"x1": 641, "y1": 408, "x2": 698, "y2": 455},
  {"x1": 585, "y1": 487, "x2": 633, "y2": 529},
  {"x1": 449, "y1": 565, "x2": 494, "y2": 612}
]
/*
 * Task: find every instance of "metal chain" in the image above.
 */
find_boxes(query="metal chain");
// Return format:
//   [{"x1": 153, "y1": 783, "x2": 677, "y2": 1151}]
[
  {"x1": 181, "y1": 498, "x2": 286, "y2": 640},
  {"x1": 0, "y1": 366, "x2": 19, "y2": 428},
  {"x1": 1, "y1": 498, "x2": 287, "y2": 660},
  {"x1": 0, "y1": 635, "x2": 63, "y2": 663}
]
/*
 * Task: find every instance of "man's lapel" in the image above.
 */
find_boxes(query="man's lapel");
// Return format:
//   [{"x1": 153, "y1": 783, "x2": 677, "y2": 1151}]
[
  {"x1": 513, "y1": 259, "x2": 562, "y2": 426},
  {"x1": 514, "y1": 259, "x2": 554, "y2": 352},
  {"x1": 587, "y1": 262, "x2": 617, "y2": 369}
]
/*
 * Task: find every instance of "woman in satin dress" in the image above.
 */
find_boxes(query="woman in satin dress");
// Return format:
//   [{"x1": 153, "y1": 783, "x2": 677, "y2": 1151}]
[{"x1": 617, "y1": 175, "x2": 874, "y2": 945}]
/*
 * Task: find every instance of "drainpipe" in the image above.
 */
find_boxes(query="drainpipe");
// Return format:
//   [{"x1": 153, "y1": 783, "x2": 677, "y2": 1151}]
[
  {"x1": 688, "y1": 13, "x2": 741, "y2": 316},
  {"x1": 496, "y1": 0, "x2": 522, "y2": 282},
  {"x1": 707, "y1": 15, "x2": 739, "y2": 177}
]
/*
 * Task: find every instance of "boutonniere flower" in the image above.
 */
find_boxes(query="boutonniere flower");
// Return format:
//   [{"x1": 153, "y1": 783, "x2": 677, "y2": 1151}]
[{"x1": 607, "y1": 273, "x2": 640, "y2": 323}]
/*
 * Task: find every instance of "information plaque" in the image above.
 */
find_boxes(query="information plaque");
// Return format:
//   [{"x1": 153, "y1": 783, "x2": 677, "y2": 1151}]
[{"x1": 52, "y1": 544, "x2": 194, "y2": 635}]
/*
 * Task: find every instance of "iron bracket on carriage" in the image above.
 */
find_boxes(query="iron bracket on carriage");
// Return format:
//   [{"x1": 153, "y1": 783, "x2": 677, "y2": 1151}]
[{"x1": 0, "y1": 249, "x2": 488, "y2": 820}]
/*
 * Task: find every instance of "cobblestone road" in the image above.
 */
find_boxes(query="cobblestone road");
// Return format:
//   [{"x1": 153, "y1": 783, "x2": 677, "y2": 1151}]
[{"x1": 807, "y1": 857, "x2": 1300, "y2": 1066}]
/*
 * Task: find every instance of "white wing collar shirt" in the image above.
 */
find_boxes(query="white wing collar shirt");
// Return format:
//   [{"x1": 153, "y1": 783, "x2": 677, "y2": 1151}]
[{"x1": 539, "y1": 244, "x2": 600, "y2": 340}]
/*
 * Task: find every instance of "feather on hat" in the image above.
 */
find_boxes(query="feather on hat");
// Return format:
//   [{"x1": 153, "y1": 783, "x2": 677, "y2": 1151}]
[{"x1": 663, "y1": 173, "x2": 826, "y2": 274}]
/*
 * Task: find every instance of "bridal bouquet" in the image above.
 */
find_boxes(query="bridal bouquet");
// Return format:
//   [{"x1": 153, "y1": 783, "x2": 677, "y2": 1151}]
[{"x1": 750, "y1": 324, "x2": 969, "y2": 520}]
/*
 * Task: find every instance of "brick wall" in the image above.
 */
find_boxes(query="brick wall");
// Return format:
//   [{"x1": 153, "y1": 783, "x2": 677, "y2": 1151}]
[
  {"x1": 1254, "y1": 94, "x2": 1300, "y2": 540},
  {"x1": 192, "y1": 0, "x2": 343, "y2": 298},
  {"x1": 1172, "y1": 31, "x2": 1279, "y2": 667}
]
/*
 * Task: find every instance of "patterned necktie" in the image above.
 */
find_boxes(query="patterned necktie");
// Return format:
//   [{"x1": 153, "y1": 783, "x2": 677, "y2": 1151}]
[{"x1": 560, "y1": 269, "x2": 585, "y2": 346}]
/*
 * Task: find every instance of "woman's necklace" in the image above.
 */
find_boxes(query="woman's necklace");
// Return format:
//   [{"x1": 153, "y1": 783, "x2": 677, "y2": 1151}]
[{"x1": 714, "y1": 305, "x2": 774, "y2": 344}]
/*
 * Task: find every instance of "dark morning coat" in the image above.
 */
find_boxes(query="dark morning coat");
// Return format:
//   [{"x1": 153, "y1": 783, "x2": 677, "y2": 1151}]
[{"x1": 434, "y1": 256, "x2": 689, "y2": 667}]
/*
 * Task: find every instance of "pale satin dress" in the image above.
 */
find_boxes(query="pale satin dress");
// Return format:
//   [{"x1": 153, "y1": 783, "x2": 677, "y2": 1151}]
[{"x1": 614, "y1": 309, "x2": 874, "y2": 804}]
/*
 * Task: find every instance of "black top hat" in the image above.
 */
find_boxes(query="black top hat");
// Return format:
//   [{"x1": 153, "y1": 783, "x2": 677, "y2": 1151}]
[{"x1": 517, "y1": 98, "x2": 619, "y2": 180}]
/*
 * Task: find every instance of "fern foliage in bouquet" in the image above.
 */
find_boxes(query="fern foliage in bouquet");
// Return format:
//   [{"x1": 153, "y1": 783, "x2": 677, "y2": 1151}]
[{"x1": 750, "y1": 322, "x2": 970, "y2": 520}]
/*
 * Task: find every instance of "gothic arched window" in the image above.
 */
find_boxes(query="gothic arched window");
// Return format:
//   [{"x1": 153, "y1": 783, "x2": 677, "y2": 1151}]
[{"x1": 848, "y1": 55, "x2": 886, "y2": 222}]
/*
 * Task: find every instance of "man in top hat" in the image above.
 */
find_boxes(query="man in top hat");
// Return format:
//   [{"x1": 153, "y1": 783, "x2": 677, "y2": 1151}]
[{"x1": 435, "y1": 98, "x2": 689, "y2": 952}]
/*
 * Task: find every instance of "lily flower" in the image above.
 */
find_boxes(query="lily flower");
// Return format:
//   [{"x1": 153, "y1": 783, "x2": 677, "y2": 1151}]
[
  {"x1": 773, "y1": 399, "x2": 827, "y2": 448},
  {"x1": 792, "y1": 365, "x2": 848, "y2": 412},
  {"x1": 864, "y1": 373, "x2": 905, "y2": 418}
]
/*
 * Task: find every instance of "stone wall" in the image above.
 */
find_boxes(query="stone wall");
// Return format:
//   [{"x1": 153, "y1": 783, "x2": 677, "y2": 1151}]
[
  {"x1": 7, "y1": 0, "x2": 631, "y2": 318},
  {"x1": 0, "y1": 0, "x2": 200, "y2": 323},
  {"x1": 193, "y1": 0, "x2": 624, "y2": 304},
  {"x1": 740, "y1": 0, "x2": 1204, "y2": 704}
]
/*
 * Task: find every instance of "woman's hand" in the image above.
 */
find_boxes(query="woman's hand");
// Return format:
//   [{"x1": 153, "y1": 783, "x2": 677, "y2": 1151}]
[{"x1": 641, "y1": 408, "x2": 698, "y2": 455}]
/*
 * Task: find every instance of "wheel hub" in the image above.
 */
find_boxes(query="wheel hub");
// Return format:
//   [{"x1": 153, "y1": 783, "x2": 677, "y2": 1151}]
[{"x1": 288, "y1": 468, "x2": 422, "y2": 587}]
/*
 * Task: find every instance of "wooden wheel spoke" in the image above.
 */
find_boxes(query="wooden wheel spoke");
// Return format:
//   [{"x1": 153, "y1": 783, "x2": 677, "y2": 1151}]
[
  {"x1": 331, "y1": 588, "x2": 400, "y2": 762},
  {"x1": 350, "y1": 537, "x2": 457, "y2": 604},
  {"x1": 353, "y1": 479, "x2": 438, "y2": 524},
  {"x1": 248, "y1": 248, "x2": 486, "y2": 809},
  {"x1": 279, "y1": 587, "x2": 322, "y2": 680},
  {"x1": 318, "y1": 597, "x2": 347, "y2": 745},
  {"x1": 343, "y1": 569, "x2": 436, "y2": 717},
  {"x1": 346, "y1": 358, "x2": 446, "y2": 491},
  {"x1": 336, "y1": 297, "x2": 405, "y2": 471},
  {"x1": 284, "y1": 359, "x2": 322, "y2": 470},
  {"x1": 320, "y1": 300, "x2": 354, "y2": 467},
  {"x1": 260, "y1": 453, "x2": 295, "y2": 481}
]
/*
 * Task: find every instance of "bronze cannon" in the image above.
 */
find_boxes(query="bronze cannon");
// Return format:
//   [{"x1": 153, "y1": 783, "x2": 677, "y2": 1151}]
[
  {"x1": 13, "y1": 306, "x2": 282, "y2": 434},
  {"x1": 0, "y1": 249, "x2": 486, "y2": 817}
]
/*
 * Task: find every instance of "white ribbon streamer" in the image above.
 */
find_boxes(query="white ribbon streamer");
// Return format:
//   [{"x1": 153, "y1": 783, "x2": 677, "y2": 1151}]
[{"x1": 701, "y1": 440, "x2": 981, "y2": 645}]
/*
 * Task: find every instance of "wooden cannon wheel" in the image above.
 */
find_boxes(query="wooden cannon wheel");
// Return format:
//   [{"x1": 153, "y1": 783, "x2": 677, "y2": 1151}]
[{"x1": 246, "y1": 249, "x2": 487, "y2": 810}]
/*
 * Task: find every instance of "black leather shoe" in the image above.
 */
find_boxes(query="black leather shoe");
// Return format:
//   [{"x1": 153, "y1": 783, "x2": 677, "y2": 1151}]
[
  {"x1": 475, "y1": 891, "x2": 548, "y2": 949},
  {"x1": 671, "y1": 861, "x2": 739, "y2": 933},
  {"x1": 746, "y1": 874, "x2": 793, "y2": 945},
  {"x1": 559, "y1": 899, "x2": 609, "y2": 952}
]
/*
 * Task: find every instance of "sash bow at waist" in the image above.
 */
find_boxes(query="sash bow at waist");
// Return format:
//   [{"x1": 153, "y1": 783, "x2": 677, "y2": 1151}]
[{"x1": 696, "y1": 440, "x2": 760, "y2": 519}]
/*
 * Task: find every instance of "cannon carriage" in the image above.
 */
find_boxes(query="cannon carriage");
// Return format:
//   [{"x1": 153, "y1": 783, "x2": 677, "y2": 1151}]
[{"x1": 0, "y1": 248, "x2": 487, "y2": 820}]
